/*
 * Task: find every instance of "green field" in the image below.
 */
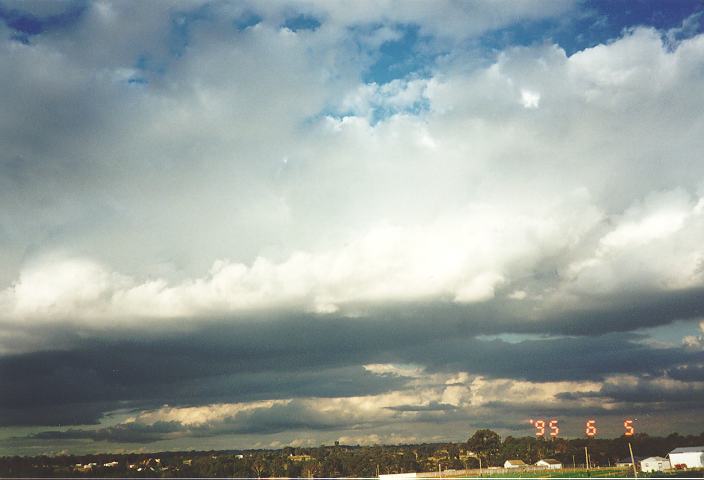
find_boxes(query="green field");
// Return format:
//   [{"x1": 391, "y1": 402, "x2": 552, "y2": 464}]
[
  {"x1": 482, "y1": 468, "x2": 626, "y2": 478},
  {"x1": 444, "y1": 467, "x2": 704, "y2": 479},
  {"x1": 466, "y1": 468, "x2": 628, "y2": 478}
]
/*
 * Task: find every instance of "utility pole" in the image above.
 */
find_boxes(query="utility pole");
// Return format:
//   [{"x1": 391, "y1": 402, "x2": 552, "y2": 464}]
[
  {"x1": 572, "y1": 455, "x2": 576, "y2": 469},
  {"x1": 438, "y1": 462, "x2": 442, "y2": 478},
  {"x1": 628, "y1": 442, "x2": 638, "y2": 479},
  {"x1": 584, "y1": 447, "x2": 590, "y2": 470},
  {"x1": 469, "y1": 453, "x2": 482, "y2": 477}
]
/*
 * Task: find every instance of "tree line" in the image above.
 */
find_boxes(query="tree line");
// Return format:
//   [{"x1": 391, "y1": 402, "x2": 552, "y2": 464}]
[{"x1": 2, "y1": 430, "x2": 703, "y2": 477}]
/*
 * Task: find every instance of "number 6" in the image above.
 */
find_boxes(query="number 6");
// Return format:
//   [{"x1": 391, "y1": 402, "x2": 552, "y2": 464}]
[{"x1": 586, "y1": 419, "x2": 597, "y2": 437}]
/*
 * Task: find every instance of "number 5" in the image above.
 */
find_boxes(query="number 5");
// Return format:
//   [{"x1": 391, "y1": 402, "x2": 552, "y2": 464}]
[
  {"x1": 549, "y1": 419, "x2": 559, "y2": 437},
  {"x1": 624, "y1": 419, "x2": 634, "y2": 436}
]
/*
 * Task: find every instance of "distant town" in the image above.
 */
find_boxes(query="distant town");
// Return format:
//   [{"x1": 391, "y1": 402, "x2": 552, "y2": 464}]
[{"x1": 1, "y1": 430, "x2": 703, "y2": 478}]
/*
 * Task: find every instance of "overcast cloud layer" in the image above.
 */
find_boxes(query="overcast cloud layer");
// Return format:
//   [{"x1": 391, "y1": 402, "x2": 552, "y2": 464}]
[{"x1": 1, "y1": 0, "x2": 704, "y2": 455}]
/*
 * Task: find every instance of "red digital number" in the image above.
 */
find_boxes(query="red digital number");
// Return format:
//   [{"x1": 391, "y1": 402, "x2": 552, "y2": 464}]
[
  {"x1": 534, "y1": 419, "x2": 545, "y2": 437},
  {"x1": 586, "y1": 419, "x2": 597, "y2": 437},
  {"x1": 549, "y1": 419, "x2": 559, "y2": 437},
  {"x1": 624, "y1": 419, "x2": 634, "y2": 436}
]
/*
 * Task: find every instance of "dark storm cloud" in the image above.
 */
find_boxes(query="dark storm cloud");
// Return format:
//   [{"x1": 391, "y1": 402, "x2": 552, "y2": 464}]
[
  {"x1": 370, "y1": 285, "x2": 704, "y2": 337},
  {"x1": 539, "y1": 287, "x2": 704, "y2": 336},
  {"x1": 0, "y1": 320, "x2": 419, "y2": 425},
  {"x1": 667, "y1": 363, "x2": 704, "y2": 382},
  {"x1": 22, "y1": 396, "x2": 565, "y2": 444},
  {"x1": 22, "y1": 391, "x2": 702, "y2": 445},
  {"x1": 0, "y1": 403, "x2": 111, "y2": 427},
  {"x1": 557, "y1": 379, "x2": 704, "y2": 404},
  {"x1": 398, "y1": 333, "x2": 704, "y2": 382},
  {"x1": 2, "y1": 314, "x2": 701, "y2": 427},
  {"x1": 386, "y1": 402, "x2": 458, "y2": 412},
  {"x1": 207, "y1": 401, "x2": 373, "y2": 435},
  {"x1": 24, "y1": 399, "x2": 388, "y2": 443},
  {"x1": 30, "y1": 421, "x2": 184, "y2": 444}
]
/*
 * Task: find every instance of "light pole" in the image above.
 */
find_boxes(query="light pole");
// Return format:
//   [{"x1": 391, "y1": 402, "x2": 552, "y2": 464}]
[
  {"x1": 628, "y1": 442, "x2": 638, "y2": 479},
  {"x1": 467, "y1": 454, "x2": 482, "y2": 476}
]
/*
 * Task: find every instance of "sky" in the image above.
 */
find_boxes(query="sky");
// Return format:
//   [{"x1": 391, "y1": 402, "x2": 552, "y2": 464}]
[{"x1": 1, "y1": 0, "x2": 704, "y2": 456}]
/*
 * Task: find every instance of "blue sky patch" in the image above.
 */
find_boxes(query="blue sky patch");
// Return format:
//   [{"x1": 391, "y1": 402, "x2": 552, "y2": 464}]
[
  {"x1": 168, "y1": 4, "x2": 214, "y2": 57},
  {"x1": 127, "y1": 77, "x2": 148, "y2": 86},
  {"x1": 479, "y1": 0, "x2": 704, "y2": 56},
  {"x1": 234, "y1": 11, "x2": 262, "y2": 31},
  {"x1": 363, "y1": 24, "x2": 438, "y2": 85},
  {"x1": 561, "y1": 0, "x2": 703, "y2": 53},
  {"x1": 282, "y1": 14, "x2": 321, "y2": 32},
  {"x1": 0, "y1": 1, "x2": 85, "y2": 38}
]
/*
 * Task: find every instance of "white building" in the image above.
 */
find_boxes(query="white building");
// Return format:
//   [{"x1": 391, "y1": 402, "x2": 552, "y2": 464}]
[
  {"x1": 669, "y1": 446, "x2": 704, "y2": 468},
  {"x1": 379, "y1": 473, "x2": 417, "y2": 480},
  {"x1": 504, "y1": 459, "x2": 527, "y2": 468},
  {"x1": 640, "y1": 457, "x2": 670, "y2": 472},
  {"x1": 536, "y1": 459, "x2": 562, "y2": 469}
]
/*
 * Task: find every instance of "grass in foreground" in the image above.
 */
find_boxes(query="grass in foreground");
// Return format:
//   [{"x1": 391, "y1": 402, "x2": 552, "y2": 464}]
[{"x1": 444, "y1": 467, "x2": 704, "y2": 478}]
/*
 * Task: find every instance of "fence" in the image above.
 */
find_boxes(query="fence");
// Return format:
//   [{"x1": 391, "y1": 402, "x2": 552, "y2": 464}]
[{"x1": 382, "y1": 465, "x2": 630, "y2": 478}]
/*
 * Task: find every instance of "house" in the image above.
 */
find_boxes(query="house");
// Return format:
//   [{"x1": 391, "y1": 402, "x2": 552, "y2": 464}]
[
  {"x1": 136, "y1": 458, "x2": 161, "y2": 473},
  {"x1": 103, "y1": 461, "x2": 119, "y2": 468},
  {"x1": 73, "y1": 463, "x2": 96, "y2": 473},
  {"x1": 289, "y1": 454, "x2": 313, "y2": 462},
  {"x1": 504, "y1": 459, "x2": 527, "y2": 468},
  {"x1": 641, "y1": 457, "x2": 671, "y2": 472},
  {"x1": 536, "y1": 459, "x2": 562, "y2": 469},
  {"x1": 669, "y1": 446, "x2": 704, "y2": 468},
  {"x1": 459, "y1": 450, "x2": 478, "y2": 461},
  {"x1": 616, "y1": 457, "x2": 641, "y2": 467}
]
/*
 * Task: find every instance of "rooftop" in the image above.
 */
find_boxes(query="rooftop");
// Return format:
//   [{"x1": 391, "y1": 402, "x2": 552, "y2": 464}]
[{"x1": 670, "y1": 446, "x2": 704, "y2": 454}]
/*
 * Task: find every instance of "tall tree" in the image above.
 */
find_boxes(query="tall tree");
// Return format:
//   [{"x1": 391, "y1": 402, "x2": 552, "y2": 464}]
[{"x1": 468, "y1": 429, "x2": 502, "y2": 466}]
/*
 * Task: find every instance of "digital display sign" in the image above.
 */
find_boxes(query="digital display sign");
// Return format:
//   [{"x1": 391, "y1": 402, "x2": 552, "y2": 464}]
[{"x1": 529, "y1": 419, "x2": 635, "y2": 438}]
